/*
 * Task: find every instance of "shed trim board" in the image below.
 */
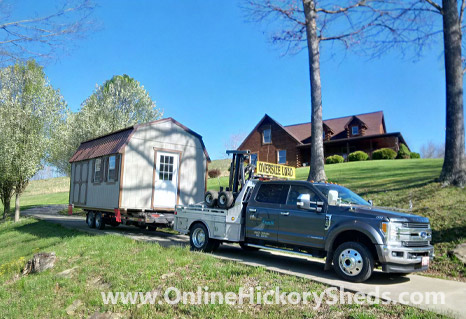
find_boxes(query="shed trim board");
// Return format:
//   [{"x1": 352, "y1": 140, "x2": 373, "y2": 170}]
[
  {"x1": 118, "y1": 150, "x2": 126, "y2": 208},
  {"x1": 151, "y1": 147, "x2": 183, "y2": 210}
]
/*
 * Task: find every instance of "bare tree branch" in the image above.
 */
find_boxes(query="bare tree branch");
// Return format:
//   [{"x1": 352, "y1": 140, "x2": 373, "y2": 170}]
[
  {"x1": 423, "y1": 0, "x2": 443, "y2": 13},
  {"x1": 0, "y1": 0, "x2": 96, "y2": 66},
  {"x1": 316, "y1": 0, "x2": 367, "y2": 14}
]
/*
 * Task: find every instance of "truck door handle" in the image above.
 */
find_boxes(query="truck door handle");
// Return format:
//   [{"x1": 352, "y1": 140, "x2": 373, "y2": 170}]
[
  {"x1": 281, "y1": 212, "x2": 290, "y2": 216},
  {"x1": 249, "y1": 208, "x2": 256, "y2": 212}
]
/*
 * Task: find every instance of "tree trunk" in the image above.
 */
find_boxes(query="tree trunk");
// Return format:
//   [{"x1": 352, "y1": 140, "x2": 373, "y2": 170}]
[
  {"x1": 439, "y1": 0, "x2": 466, "y2": 186},
  {"x1": 14, "y1": 193, "x2": 20, "y2": 222},
  {"x1": 303, "y1": 0, "x2": 327, "y2": 182},
  {"x1": 2, "y1": 198, "x2": 10, "y2": 219}
]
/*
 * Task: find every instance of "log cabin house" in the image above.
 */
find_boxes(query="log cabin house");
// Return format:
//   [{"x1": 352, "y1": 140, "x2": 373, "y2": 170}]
[{"x1": 237, "y1": 111, "x2": 408, "y2": 167}]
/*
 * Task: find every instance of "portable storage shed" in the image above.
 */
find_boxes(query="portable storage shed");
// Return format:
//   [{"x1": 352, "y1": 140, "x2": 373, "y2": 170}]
[{"x1": 69, "y1": 118, "x2": 210, "y2": 215}]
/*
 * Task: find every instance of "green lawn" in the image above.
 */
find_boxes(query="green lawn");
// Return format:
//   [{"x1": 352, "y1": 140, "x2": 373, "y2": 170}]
[
  {"x1": 0, "y1": 219, "x2": 442, "y2": 318},
  {"x1": 208, "y1": 159, "x2": 466, "y2": 281},
  {"x1": 1, "y1": 158, "x2": 465, "y2": 282}
]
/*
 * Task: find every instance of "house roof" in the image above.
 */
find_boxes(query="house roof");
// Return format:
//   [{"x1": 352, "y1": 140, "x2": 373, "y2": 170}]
[
  {"x1": 284, "y1": 111, "x2": 385, "y2": 142},
  {"x1": 69, "y1": 118, "x2": 211, "y2": 163},
  {"x1": 237, "y1": 114, "x2": 303, "y2": 150}
]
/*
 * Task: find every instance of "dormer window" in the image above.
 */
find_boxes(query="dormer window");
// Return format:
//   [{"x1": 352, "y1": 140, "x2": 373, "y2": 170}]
[
  {"x1": 352, "y1": 126, "x2": 359, "y2": 135},
  {"x1": 263, "y1": 128, "x2": 271, "y2": 144}
]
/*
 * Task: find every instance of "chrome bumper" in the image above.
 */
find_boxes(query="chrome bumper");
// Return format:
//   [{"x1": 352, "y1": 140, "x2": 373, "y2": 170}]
[{"x1": 377, "y1": 244, "x2": 434, "y2": 265}]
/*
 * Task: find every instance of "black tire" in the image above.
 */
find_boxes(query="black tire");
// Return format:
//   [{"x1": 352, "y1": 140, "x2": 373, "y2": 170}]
[
  {"x1": 204, "y1": 190, "x2": 218, "y2": 208},
  {"x1": 137, "y1": 224, "x2": 147, "y2": 230},
  {"x1": 110, "y1": 221, "x2": 120, "y2": 228},
  {"x1": 87, "y1": 212, "x2": 96, "y2": 228},
  {"x1": 189, "y1": 223, "x2": 218, "y2": 252},
  {"x1": 218, "y1": 191, "x2": 234, "y2": 209},
  {"x1": 333, "y1": 241, "x2": 374, "y2": 283},
  {"x1": 239, "y1": 242, "x2": 259, "y2": 251},
  {"x1": 95, "y1": 212, "x2": 105, "y2": 230},
  {"x1": 148, "y1": 225, "x2": 157, "y2": 231}
]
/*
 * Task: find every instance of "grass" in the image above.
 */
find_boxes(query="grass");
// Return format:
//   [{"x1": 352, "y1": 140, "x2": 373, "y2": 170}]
[
  {"x1": 0, "y1": 219, "x2": 443, "y2": 318},
  {"x1": 1, "y1": 158, "x2": 464, "y2": 282},
  {"x1": 207, "y1": 158, "x2": 466, "y2": 282}
]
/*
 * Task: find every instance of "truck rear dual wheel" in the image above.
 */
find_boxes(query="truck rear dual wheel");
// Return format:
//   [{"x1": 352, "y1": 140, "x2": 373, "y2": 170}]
[
  {"x1": 204, "y1": 191, "x2": 218, "y2": 208},
  {"x1": 86, "y1": 212, "x2": 96, "y2": 228},
  {"x1": 190, "y1": 223, "x2": 220, "y2": 253},
  {"x1": 95, "y1": 212, "x2": 105, "y2": 230},
  {"x1": 218, "y1": 191, "x2": 234, "y2": 209},
  {"x1": 333, "y1": 242, "x2": 374, "y2": 283}
]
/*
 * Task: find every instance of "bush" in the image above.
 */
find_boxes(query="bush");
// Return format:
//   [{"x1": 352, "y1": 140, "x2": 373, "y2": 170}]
[
  {"x1": 410, "y1": 152, "x2": 421, "y2": 159},
  {"x1": 396, "y1": 143, "x2": 411, "y2": 159},
  {"x1": 208, "y1": 169, "x2": 221, "y2": 178},
  {"x1": 372, "y1": 148, "x2": 397, "y2": 160},
  {"x1": 348, "y1": 151, "x2": 369, "y2": 162},
  {"x1": 326, "y1": 155, "x2": 344, "y2": 164}
]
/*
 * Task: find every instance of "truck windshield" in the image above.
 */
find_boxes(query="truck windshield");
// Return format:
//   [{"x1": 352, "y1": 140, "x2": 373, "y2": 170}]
[{"x1": 314, "y1": 184, "x2": 370, "y2": 206}]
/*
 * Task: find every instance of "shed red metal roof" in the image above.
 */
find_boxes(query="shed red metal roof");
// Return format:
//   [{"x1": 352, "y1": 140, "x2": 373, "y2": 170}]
[
  {"x1": 69, "y1": 127, "x2": 135, "y2": 162},
  {"x1": 69, "y1": 118, "x2": 211, "y2": 163}
]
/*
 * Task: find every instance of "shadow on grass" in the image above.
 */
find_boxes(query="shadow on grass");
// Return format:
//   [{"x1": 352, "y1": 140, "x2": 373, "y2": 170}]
[
  {"x1": 4, "y1": 219, "x2": 89, "y2": 240},
  {"x1": 433, "y1": 226, "x2": 466, "y2": 244}
]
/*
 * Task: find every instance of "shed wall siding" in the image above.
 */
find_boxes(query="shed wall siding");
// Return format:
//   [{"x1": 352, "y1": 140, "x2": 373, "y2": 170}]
[
  {"x1": 121, "y1": 121, "x2": 206, "y2": 210},
  {"x1": 69, "y1": 159, "x2": 120, "y2": 209}
]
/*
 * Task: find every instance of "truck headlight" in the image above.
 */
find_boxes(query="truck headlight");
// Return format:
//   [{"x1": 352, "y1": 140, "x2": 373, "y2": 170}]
[{"x1": 381, "y1": 222, "x2": 401, "y2": 245}]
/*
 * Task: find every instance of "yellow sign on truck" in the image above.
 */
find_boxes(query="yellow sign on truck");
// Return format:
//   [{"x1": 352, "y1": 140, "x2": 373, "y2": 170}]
[{"x1": 256, "y1": 161, "x2": 295, "y2": 179}]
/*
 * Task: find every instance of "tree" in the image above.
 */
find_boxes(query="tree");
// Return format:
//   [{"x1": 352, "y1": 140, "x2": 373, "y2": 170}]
[
  {"x1": 244, "y1": 1, "x2": 392, "y2": 182},
  {"x1": 0, "y1": 61, "x2": 67, "y2": 221},
  {"x1": 49, "y1": 74, "x2": 163, "y2": 175},
  {"x1": 369, "y1": 0, "x2": 465, "y2": 186},
  {"x1": 0, "y1": 108, "x2": 15, "y2": 219},
  {"x1": 0, "y1": 0, "x2": 95, "y2": 66}
]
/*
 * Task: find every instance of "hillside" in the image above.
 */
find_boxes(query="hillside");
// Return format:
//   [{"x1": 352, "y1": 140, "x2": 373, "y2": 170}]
[{"x1": 1, "y1": 158, "x2": 465, "y2": 281}]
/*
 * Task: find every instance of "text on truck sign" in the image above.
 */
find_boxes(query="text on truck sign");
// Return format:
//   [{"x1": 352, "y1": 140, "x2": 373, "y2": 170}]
[{"x1": 256, "y1": 161, "x2": 295, "y2": 179}]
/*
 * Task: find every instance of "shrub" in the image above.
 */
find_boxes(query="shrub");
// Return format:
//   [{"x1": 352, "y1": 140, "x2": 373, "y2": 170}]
[
  {"x1": 410, "y1": 152, "x2": 421, "y2": 159},
  {"x1": 396, "y1": 143, "x2": 411, "y2": 159},
  {"x1": 208, "y1": 169, "x2": 221, "y2": 178},
  {"x1": 348, "y1": 151, "x2": 369, "y2": 162},
  {"x1": 372, "y1": 148, "x2": 397, "y2": 160},
  {"x1": 326, "y1": 155, "x2": 344, "y2": 164}
]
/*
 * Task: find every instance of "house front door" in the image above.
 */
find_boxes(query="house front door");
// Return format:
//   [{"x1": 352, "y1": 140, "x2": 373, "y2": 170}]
[{"x1": 153, "y1": 151, "x2": 180, "y2": 208}]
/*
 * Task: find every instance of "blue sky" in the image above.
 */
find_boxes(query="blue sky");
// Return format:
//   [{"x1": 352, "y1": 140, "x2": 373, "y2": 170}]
[{"x1": 22, "y1": 1, "x2": 461, "y2": 159}]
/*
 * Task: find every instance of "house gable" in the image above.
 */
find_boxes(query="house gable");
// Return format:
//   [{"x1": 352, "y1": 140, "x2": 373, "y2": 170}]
[{"x1": 238, "y1": 114, "x2": 302, "y2": 167}]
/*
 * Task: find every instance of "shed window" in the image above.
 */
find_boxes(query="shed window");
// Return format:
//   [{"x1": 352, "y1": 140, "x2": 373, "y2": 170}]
[
  {"x1": 107, "y1": 155, "x2": 118, "y2": 181},
  {"x1": 159, "y1": 155, "x2": 174, "y2": 181},
  {"x1": 94, "y1": 158, "x2": 102, "y2": 182},
  {"x1": 278, "y1": 150, "x2": 286, "y2": 164},
  {"x1": 352, "y1": 126, "x2": 359, "y2": 135},
  {"x1": 263, "y1": 128, "x2": 271, "y2": 144}
]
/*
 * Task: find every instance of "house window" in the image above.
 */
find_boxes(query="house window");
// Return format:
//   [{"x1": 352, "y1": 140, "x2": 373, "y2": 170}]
[
  {"x1": 278, "y1": 150, "x2": 286, "y2": 164},
  {"x1": 263, "y1": 128, "x2": 271, "y2": 144},
  {"x1": 107, "y1": 155, "x2": 117, "y2": 181},
  {"x1": 352, "y1": 126, "x2": 359, "y2": 135},
  {"x1": 159, "y1": 155, "x2": 174, "y2": 181},
  {"x1": 94, "y1": 158, "x2": 102, "y2": 182},
  {"x1": 323, "y1": 131, "x2": 326, "y2": 139}
]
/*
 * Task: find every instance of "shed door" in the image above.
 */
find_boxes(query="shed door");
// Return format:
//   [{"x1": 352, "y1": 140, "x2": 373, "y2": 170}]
[{"x1": 153, "y1": 152, "x2": 180, "y2": 208}]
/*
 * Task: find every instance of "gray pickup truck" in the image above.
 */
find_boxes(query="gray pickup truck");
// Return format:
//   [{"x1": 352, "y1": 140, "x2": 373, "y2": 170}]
[{"x1": 175, "y1": 179, "x2": 434, "y2": 282}]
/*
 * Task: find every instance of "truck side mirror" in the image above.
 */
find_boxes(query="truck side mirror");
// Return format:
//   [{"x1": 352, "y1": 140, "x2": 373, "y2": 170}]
[
  {"x1": 297, "y1": 194, "x2": 311, "y2": 209},
  {"x1": 297, "y1": 194, "x2": 322, "y2": 212},
  {"x1": 368, "y1": 200, "x2": 373, "y2": 206},
  {"x1": 328, "y1": 190, "x2": 339, "y2": 206}
]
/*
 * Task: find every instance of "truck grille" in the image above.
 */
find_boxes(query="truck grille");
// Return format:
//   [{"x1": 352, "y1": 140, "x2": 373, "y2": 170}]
[
  {"x1": 402, "y1": 241, "x2": 429, "y2": 247},
  {"x1": 402, "y1": 222, "x2": 429, "y2": 228}
]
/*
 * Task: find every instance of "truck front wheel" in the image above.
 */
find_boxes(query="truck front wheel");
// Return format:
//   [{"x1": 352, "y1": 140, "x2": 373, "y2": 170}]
[
  {"x1": 333, "y1": 242, "x2": 374, "y2": 283},
  {"x1": 190, "y1": 223, "x2": 219, "y2": 252}
]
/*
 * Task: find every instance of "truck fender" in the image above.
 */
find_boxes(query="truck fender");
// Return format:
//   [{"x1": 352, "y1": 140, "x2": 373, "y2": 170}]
[
  {"x1": 325, "y1": 221, "x2": 384, "y2": 252},
  {"x1": 188, "y1": 220, "x2": 213, "y2": 238}
]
